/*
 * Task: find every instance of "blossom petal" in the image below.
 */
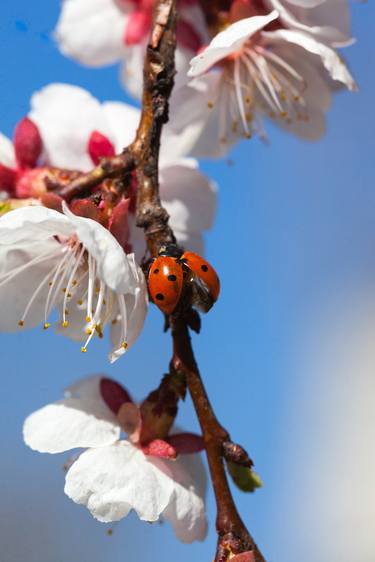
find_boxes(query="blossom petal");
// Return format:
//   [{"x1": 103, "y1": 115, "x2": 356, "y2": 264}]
[
  {"x1": 102, "y1": 101, "x2": 140, "y2": 151},
  {"x1": 160, "y1": 159, "x2": 217, "y2": 241},
  {"x1": 269, "y1": 0, "x2": 353, "y2": 46},
  {"x1": 23, "y1": 397, "x2": 120, "y2": 454},
  {"x1": 0, "y1": 133, "x2": 15, "y2": 167},
  {"x1": 0, "y1": 205, "x2": 73, "y2": 244},
  {"x1": 30, "y1": 83, "x2": 114, "y2": 171},
  {"x1": 188, "y1": 12, "x2": 279, "y2": 76},
  {"x1": 64, "y1": 440, "x2": 207, "y2": 542},
  {"x1": 62, "y1": 203, "x2": 138, "y2": 294},
  {"x1": 264, "y1": 29, "x2": 357, "y2": 90},
  {"x1": 64, "y1": 441, "x2": 174, "y2": 522},
  {"x1": 162, "y1": 453, "x2": 207, "y2": 543},
  {"x1": 55, "y1": 0, "x2": 126, "y2": 66}
]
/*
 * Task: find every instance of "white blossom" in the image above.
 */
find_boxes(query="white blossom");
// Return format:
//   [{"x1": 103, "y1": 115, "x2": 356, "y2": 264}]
[
  {"x1": 23, "y1": 376, "x2": 208, "y2": 543},
  {"x1": 0, "y1": 203, "x2": 148, "y2": 362},
  {"x1": 169, "y1": 9, "x2": 356, "y2": 157},
  {"x1": 29, "y1": 83, "x2": 217, "y2": 256},
  {"x1": 54, "y1": 0, "x2": 208, "y2": 98}
]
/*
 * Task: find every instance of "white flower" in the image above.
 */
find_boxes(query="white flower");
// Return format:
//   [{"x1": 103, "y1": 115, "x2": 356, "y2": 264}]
[
  {"x1": 29, "y1": 83, "x2": 217, "y2": 256},
  {"x1": 54, "y1": 0, "x2": 208, "y2": 98},
  {"x1": 0, "y1": 203, "x2": 148, "y2": 362},
  {"x1": 23, "y1": 376, "x2": 208, "y2": 543},
  {"x1": 169, "y1": 10, "x2": 356, "y2": 157}
]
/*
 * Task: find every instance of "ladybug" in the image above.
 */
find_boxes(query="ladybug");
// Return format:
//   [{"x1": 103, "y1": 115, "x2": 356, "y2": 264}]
[{"x1": 148, "y1": 245, "x2": 220, "y2": 315}]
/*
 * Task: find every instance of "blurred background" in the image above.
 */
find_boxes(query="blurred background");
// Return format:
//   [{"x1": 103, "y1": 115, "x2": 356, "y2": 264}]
[{"x1": 0, "y1": 1, "x2": 374, "y2": 561}]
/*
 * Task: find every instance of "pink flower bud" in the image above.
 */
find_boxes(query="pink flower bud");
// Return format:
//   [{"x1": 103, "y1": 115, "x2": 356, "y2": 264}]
[
  {"x1": 0, "y1": 164, "x2": 16, "y2": 193},
  {"x1": 14, "y1": 117, "x2": 43, "y2": 169},
  {"x1": 100, "y1": 377, "x2": 133, "y2": 415},
  {"x1": 176, "y1": 19, "x2": 202, "y2": 52},
  {"x1": 142, "y1": 439, "x2": 177, "y2": 459},
  {"x1": 124, "y1": 10, "x2": 151, "y2": 45},
  {"x1": 87, "y1": 131, "x2": 116, "y2": 165}
]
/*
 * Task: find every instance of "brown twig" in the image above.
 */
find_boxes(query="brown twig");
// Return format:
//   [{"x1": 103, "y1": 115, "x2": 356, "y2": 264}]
[
  {"x1": 170, "y1": 317, "x2": 265, "y2": 562},
  {"x1": 57, "y1": 149, "x2": 135, "y2": 201}
]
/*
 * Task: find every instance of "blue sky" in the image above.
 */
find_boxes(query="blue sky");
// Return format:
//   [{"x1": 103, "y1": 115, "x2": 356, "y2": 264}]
[{"x1": 0, "y1": 2, "x2": 374, "y2": 561}]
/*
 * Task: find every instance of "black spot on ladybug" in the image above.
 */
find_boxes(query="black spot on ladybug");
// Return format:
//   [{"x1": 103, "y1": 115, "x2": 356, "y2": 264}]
[
  {"x1": 153, "y1": 268, "x2": 159, "y2": 274},
  {"x1": 155, "y1": 293, "x2": 165, "y2": 301},
  {"x1": 201, "y1": 264, "x2": 208, "y2": 272},
  {"x1": 167, "y1": 274, "x2": 177, "y2": 282}
]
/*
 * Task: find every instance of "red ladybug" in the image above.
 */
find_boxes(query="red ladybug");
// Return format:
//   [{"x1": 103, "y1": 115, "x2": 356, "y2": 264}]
[{"x1": 148, "y1": 246, "x2": 220, "y2": 315}]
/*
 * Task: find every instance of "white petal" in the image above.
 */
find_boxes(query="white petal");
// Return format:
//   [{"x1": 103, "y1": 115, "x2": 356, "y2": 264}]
[
  {"x1": 264, "y1": 29, "x2": 357, "y2": 90},
  {"x1": 268, "y1": 0, "x2": 353, "y2": 46},
  {"x1": 162, "y1": 453, "x2": 208, "y2": 543},
  {"x1": 30, "y1": 83, "x2": 113, "y2": 171},
  {"x1": 277, "y1": 0, "x2": 327, "y2": 8},
  {"x1": 23, "y1": 397, "x2": 120, "y2": 454},
  {"x1": 120, "y1": 43, "x2": 146, "y2": 99},
  {"x1": 62, "y1": 203, "x2": 138, "y2": 294},
  {"x1": 0, "y1": 205, "x2": 73, "y2": 244},
  {"x1": 167, "y1": 72, "x2": 230, "y2": 158},
  {"x1": 102, "y1": 101, "x2": 140, "y2": 151},
  {"x1": 55, "y1": 0, "x2": 126, "y2": 66},
  {"x1": 0, "y1": 239, "x2": 62, "y2": 330},
  {"x1": 0, "y1": 133, "x2": 15, "y2": 167},
  {"x1": 64, "y1": 441, "x2": 174, "y2": 522},
  {"x1": 188, "y1": 12, "x2": 279, "y2": 76},
  {"x1": 160, "y1": 159, "x2": 217, "y2": 234}
]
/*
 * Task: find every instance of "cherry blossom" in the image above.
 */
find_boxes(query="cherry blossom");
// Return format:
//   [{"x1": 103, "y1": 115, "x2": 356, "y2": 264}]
[
  {"x1": 0, "y1": 203, "x2": 148, "y2": 362},
  {"x1": 28, "y1": 83, "x2": 216, "y2": 256},
  {"x1": 169, "y1": 8, "x2": 356, "y2": 157},
  {"x1": 54, "y1": 0, "x2": 208, "y2": 98},
  {"x1": 23, "y1": 375, "x2": 208, "y2": 543}
]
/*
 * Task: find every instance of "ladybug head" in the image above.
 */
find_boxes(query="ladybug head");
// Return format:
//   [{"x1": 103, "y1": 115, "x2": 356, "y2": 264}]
[{"x1": 158, "y1": 243, "x2": 184, "y2": 258}]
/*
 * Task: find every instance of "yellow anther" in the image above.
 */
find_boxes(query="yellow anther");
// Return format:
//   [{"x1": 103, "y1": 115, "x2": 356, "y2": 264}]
[
  {"x1": 207, "y1": 101, "x2": 214, "y2": 109},
  {"x1": 280, "y1": 111, "x2": 288, "y2": 119},
  {"x1": 62, "y1": 321, "x2": 69, "y2": 328},
  {"x1": 18, "y1": 320, "x2": 24, "y2": 327},
  {"x1": 85, "y1": 328, "x2": 92, "y2": 335},
  {"x1": 121, "y1": 341, "x2": 128, "y2": 350},
  {"x1": 81, "y1": 346, "x2": 87, "y2": 353},
  {"x1": 67, "y1": 293, "x2": 72, "y2": 298},
  {"x1": 77, "y1": 299, "x2": 83, "y2": 306},
  {"x1": 293, "y1": 95, "x2": 300, "y2": 102},
  {"x1": 43, "y1": 323, "x2": 51, "y2": 330},
  {"x1": 62, "y1": 288, "x2": 67, "y2": 293},
  {"x1": 72, "y1": 280, "x2": 78, "y2": 286},
  {"x1": 245, "y1": 96, "x2": 251, "y2": 104},
  {"x1": 48, "y1": 281, "x2": 53, "y2": 287},
  {"x1": 95, "y1": 325, "x2": 103, "y2": 338},
  {"x1": 245, "y1": 133, "x2": 252, "y2": 139},
  {"x1": 111, "y1": 319, "x2": 118, "y2": 325},
  {"x1": 64, "y1": 309, "x2": 69, "y2": 316},
  {"x1": 245, "y1": 112, "x2": 253, "y2": 122},
  {"x1": 85, "y1": 316, "x2": 92, "y2": 323}
]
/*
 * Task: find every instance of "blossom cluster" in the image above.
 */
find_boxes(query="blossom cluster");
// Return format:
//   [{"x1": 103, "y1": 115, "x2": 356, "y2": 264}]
[{"x1": 0, "y1": 0, "x2": 358, "y2": 551}]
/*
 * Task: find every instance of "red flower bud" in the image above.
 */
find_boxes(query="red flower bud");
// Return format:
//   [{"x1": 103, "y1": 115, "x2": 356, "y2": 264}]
[
  {"x1": 14, "y1": 117, "x2": 43, "y2": 169},
  {"x1": 100, "y1": 377, "x2": 133, "y2": 414},
  {"x1": 87, "y1": 131, "x2": 115, "y2": 166},
  {"x1": 70, "y1": 198, "x2": 103, "y2": 223},
  {"x1": 124, "y1": 10, "x2": 151, "y2": 45}
]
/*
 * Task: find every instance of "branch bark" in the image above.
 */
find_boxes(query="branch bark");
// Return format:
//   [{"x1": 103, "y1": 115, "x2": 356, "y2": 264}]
[{"x1": 170, "y1": 317, "x2": 265, "y2": 561}]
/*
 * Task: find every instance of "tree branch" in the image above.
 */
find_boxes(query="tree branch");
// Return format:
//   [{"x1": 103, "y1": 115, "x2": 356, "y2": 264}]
[{"x1": 170, "y1": 317, "x2": 265, "y2": 562}]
